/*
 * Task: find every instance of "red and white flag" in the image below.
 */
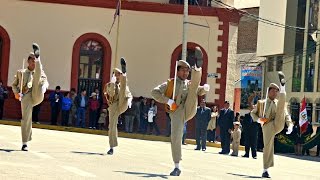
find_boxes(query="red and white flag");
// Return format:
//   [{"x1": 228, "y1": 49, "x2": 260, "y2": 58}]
[
  {"x1": 108, "y1": 0, "x2": 121, "y2": 34},
  {"x1": 299, "y1": 97, "x2": 308, "y2": 134}
]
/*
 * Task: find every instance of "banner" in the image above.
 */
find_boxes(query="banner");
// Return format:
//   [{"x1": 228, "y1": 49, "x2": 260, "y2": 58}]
[{"x1": 240, "y1": 66, "x2": 263, "y2": 109}]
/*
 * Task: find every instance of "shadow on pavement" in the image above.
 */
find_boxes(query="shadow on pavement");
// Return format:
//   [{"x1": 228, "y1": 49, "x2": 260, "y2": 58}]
[
  {"x1": 71, "y1": 151, "x2": 105, "y2": 156},
  {"x1": 227, "y1": 173, "x2": 261, "y2": 178},
  {"x1": 115, "y1": 171, "x2": 169, "y2": 179},
  {"x1": 0, "y1": 148, "x2": 18, "y2": 153},
  {"x1": 276, "y1": 153, "x2": 320, "y2": 162}
]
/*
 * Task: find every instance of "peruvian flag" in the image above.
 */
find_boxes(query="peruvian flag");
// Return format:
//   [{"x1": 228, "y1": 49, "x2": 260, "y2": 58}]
[{"x1": 299, "y1": 97, "x2": 309, "y2": 134}]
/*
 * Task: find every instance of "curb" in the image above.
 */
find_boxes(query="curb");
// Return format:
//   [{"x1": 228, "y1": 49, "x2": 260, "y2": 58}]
[{"x1": 0, "y1": 119, "x2": 244, "y2": 151}]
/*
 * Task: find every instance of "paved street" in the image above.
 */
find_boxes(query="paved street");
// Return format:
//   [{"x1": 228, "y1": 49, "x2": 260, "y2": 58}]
[{"x1": 0, "y1": 124, "x2": 319, "y2": 180}]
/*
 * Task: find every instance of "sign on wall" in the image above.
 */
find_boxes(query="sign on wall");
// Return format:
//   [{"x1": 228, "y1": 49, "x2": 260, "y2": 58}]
[{"x1": 240, "y1": 66, "x2": 263, "y2": 109}]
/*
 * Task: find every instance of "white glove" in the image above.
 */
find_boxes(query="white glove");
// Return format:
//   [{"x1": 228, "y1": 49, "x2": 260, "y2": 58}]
[
  {"x1": 203, "y1": 84, "x2": 210, "y2": 91},
  {"x1": 128, "y1": 97, "x2": 132, "y2": 108},
  {"x1": 19, "y1": 93, "x2": 24, "y2": 101},
  {"x1": 286, "y1": 124, "x2": 293, "y2": 134},
  {"x1": 111, "y1": 75, "x2": 116, "y2": 83},
  {"x1": 41, "y1": 82, "x2": 49, "y2": 94},
  {"x1": 167, "y1": 99, "x2": 174, "y2": 108},
  {"x1": 257, "y1": 118, "x2": 265, "y2": 126}
]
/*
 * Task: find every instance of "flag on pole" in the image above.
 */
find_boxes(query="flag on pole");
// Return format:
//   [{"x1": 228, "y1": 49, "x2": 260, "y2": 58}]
[
  {"x1": 299, "y1": 96, "x2": 309, "y2": 134},
  {"x1": 108, "y1": 0, "x2": 121, "y2": 34}
]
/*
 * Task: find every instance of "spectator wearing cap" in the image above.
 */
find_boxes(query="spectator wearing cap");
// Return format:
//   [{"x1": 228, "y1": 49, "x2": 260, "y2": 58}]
[
  {"x1": 89, "y1": 92, "x2": 100, "y2": 129},
  {"x1": 217, "y1": 101, "x2": 235, "y2": 154},
  {"x1": 230, "y1": 121, "x2": 242, "y2": 156},
  {"x1": 49, "y1": 86, "x2": 63, "y2": 125}
]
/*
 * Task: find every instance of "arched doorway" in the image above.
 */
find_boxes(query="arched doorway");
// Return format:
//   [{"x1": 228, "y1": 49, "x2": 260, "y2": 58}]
[
  {"x1": 71, "y1": 33, "x2": 112, "y2": 97},
  {"x1": 78, "y1": 40, "x2": 104, "y2": 96},
  {"x1": 0, "y1": 26, "x2": 10, "y2": 86},
  {"x1": 170, "y1": 43, "x2": 208, "y2": 84}
]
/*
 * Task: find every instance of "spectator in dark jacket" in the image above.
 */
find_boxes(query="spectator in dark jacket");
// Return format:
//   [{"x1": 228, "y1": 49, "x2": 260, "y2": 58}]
[
  {"x1": 195, "y1": 99, "x2": 211, "y2": 151},
  {"x1": 242, "y1": 105, "x2": 259, "y2": 159},
  {"x1": 75, "y1": 89, "x2": 88, "y2": 128},
  {"x1": 94, "y1": 88, "x2": 103, "y2": 124},
  {"x1": 217, "y1": 101, "x2": 235, "y2": 154},
  {"x1": 49, "y1": 86, "x2": 63, "y2": 125},
  {"x1": 140, "y1": 97, "x2": 149, "y2": 134}
]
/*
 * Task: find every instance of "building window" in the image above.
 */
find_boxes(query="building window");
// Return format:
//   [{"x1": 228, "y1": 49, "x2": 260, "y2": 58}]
[
  {"x1": 306, "y1": 103, "x2": 313, "y2": 122},
  {"x1": 78, "y1": 40, "x2": 103, "y2": 96},
  {"x1": 267, "y1": 57, "x2": 274, "y2": 72},
  {"x1": 309, "y1": 0, "x2": 319, "y2": 30},
  {"x1": 276, "y1": 56, "x2": 283, "y2": 71},
  {"x1": 292, "y1": 54, "x2": 302, "y2": 92},
  {"x1": 316, "y1": 103, "x2": 320, "y2": 123},
  {"x1": 290, "y1": 102, "x2": 300, "y2": 122},
  {"x1": 317, "y1": 50, "x2": 320, "y2": 91},
  {"x1": 304, "y1": 53, "x2": 315, "y2": 92}
]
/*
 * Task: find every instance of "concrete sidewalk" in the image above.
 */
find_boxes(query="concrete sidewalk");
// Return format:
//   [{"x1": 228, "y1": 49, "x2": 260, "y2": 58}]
[{"x1": 0, "y1": 119, "x2": 244, "y2": 150}]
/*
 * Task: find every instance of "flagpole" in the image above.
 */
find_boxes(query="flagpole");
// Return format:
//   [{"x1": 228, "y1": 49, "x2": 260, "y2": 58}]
[
  {"x1": 172, "y1": 0, "x2": 188, "y2": 100},
  {"x1": 113, "y1": 0, "x2": 121, "y2": 72}
]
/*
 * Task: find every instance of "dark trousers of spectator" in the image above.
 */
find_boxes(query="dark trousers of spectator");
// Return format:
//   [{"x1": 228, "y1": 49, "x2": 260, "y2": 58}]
[
  {"x1": 32, "y1": 104, "x2": 41, "y2": 123},
  {"x1": 207, "y1": 129, "x2": 216, "y2": 142},
  {"x1": 89, "y1": 110, "x2": 98, "y2": 128},
  {"x1": 139, "y1": 116, "x2": 147, "y2": 133},
  {"x1": 69, "y1": 106, "x2": 77, "y2": 126},
  {"x1": 257, "y1": 126, "x2": 264, "y2": 151},
  {"x1": 61, "y1": 110, "x2": 70, "y2": 126},
  {"x1": 51, "y1": 105, "x2": 60, "y2": 125},
  {"x1": 76, "y1": 107, "x2": 86, "y2": 128},
  {"x1": 196, "y1": 128, "x2": 207, "y2": 149},
  {"x1": 302, "y1": 148, "x2": 310, "y2": 156},
  {"x1": 166, "y1": 113, "x2": 171, "y2": 136},
  {"x1": 244, "y1": 131, "x2": 258, "y2": 158},
  {"x1": 317, "y1": 144, "x2": 320, "y2": 156},
  {"x1": 125, "y1": 115, "x2": 135, "y2": 133},
  {"x1": 134, "y1": 114, "x2": 140, "y2": 132},
  {"x1": 0, "y1": 99, "x2": 4, "y2": 119},
  {"x1": 220, "y1": 129, "x2": 231, "y2": 153},
  {"x1": 149, "y1": 116, "x2": 161, "y2": 135},
  {"x1": 182, "y1": 130, "x2": 187, "y2": 144}
]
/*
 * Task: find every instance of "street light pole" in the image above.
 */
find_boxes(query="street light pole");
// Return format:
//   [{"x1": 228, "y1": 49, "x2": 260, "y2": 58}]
[{"x1": 181, "y1": 0, "x2": 188, "y2": 61}]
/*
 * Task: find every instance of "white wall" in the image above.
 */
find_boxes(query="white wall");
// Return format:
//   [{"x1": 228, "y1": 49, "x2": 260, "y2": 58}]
[{"x1": 0, "y1": 0, "x2": 222, "y2": 102}]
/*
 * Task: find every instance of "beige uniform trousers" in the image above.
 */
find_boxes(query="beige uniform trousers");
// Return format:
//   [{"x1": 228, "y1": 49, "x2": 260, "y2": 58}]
[
  {"x1": 106, "y1": 75, "x2": 131, "y2": 148},
  {"x1": 262, "y1": 93, "x2": 287, "y2": 169},
  {"x1": 12, "y1": 59, "x2": 48, "y2": 143},
  {"x1": 169, "y1": 70, "x2": 201, "y2": 163}
]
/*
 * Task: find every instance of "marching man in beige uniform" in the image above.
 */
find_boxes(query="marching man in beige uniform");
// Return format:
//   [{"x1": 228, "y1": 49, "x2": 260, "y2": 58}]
[
  {"x1": 104, "y1": 58, "x2": 132, "y2": 155},
  {"x1": 251, "y1": 72, "x2": 293, "y2": 178},
  {"x1": 151, "y1": 47, "x2": 210, "y2": 176},
  {"x1": 12, "y1": 43, "x2": 49, "y2": 151}
]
